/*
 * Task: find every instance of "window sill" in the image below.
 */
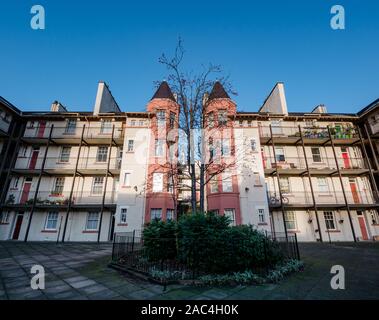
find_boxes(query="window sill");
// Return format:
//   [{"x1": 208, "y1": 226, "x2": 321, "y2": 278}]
[
  {"x1": 371, "y1": 224, "x2": 379, "y2": 226},
  {"x1": 117, "y1": 223, "x2": 128, "y2": 226},
  {"x1": 121, "y1": 186, "x2": 132, "y2": 189},
  {"x1": 288, "y1": 230, "x2": 300, "y2": 233},
  {"x1": 82, "y1": 230, "x2": 99, "y2": 233},
  {"x1": 41, "y1": 229, "x2": 57, "y2": 233},
  {"x1": 326, "y1": 230, "x2": 341, "y2": 233},
  {"x1": 0, "y1": 222, "x2": 10, "y2": 225},
  {"x1": 258, "y1": 223, "x2": 268, "y2": 226},
  {"x1": 254, "y1": 185, "x2": 263, "y2": 187}
]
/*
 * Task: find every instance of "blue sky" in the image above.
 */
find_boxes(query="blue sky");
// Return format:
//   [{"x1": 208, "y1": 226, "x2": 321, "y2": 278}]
[{"x1": 0, "y1": 0, "x2": 378, "y2": 113}]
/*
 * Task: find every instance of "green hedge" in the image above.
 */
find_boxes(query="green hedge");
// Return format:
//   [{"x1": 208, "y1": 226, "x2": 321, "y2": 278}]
[{"x1": 142, "y1": 212, "x2": 284, "y2": 274}]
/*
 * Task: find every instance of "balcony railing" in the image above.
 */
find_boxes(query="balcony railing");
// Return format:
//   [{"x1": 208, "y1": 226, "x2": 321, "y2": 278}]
[
  {"x1": 267, "y1": 190, "x2": 377, "y2": 206},
  {"x1": 262, "y1": 156, "x2": 367, "y2": 171},
  {"x1": 259, "y1": 125, "x2": 359, "y2": 140},
  {"x1": 5, "y1": 190, "x2": 118, "y2": 206},
  {"x1": 13, "y1": 156, "x2": 122, "y2": 171},
  {"x1": 23, "y1": 124, "x2": 125, "y2": 140}
]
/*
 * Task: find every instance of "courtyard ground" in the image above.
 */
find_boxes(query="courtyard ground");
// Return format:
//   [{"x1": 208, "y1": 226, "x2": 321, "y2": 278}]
[{"x1": 0, "y1": 241, "x2": 378, "y2": 300}]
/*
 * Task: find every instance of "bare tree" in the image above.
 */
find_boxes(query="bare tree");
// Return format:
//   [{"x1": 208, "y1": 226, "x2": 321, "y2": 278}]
[{"x1": 158, "y1": 38, "x2": 237, "y2": 213}]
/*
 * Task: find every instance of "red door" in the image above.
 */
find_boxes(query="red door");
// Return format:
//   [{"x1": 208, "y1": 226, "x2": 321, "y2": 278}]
[
  {"x1": 357, "y1": 212, "x2": 369, "y2": 240},
  {"x1": 12, "y1": 215, "x2": 24, "y2": 240},
  {"x1": 261, "y1": 149, "x2": 266, "y2": 169},
  {"x1": 350, "y1": 180, "x2": 360, "y2": 204},
  {"x1": 342, "y1": 148, "x2": 350, "y2": 169},
  {"x1": 20, "y1": 182, "x2": 32, "y2": 204},
  {"x1": 29, "y1": 149, "x2": 39, "y2": 169},
  {"x1": 37, "y1": 121, "x2": 46, "y2": 138}
]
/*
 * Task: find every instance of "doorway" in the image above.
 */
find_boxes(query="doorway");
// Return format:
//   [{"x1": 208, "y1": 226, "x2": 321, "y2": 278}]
[
  {"x1": 12, "y1": 213, "x2": 24, "y2": 240},
  {"x1": 341, "y1": 147, "x2": 351, "y2": 169},
  {"x1": 357, "y1": 211, "x2": 369, "y2": 240},
  {"x1": 349, "y1": 178, "x2": 360, "y2": 204},
  {"x1": 29, "y1": 147, "x2": 40, "y2": 169}
]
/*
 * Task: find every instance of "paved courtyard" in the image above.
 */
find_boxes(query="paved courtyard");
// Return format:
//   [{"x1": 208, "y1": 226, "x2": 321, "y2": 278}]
[{"x1": 0, "y1": 241, "x2": 378, "y2": 300}]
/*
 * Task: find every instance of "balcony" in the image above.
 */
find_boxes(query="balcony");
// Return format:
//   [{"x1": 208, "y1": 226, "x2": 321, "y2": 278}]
[
  {"x1": 263, "y1": 156, "x2": 368, "y2": 176},
  {"x1": 267, "y1": 190, "x2": 378, "y2": 209},
  {"x1": 259, "y1": 125, "x2": 360, "y2": 145},
  {"x1": 4, "y1": 190, "x2": 118, "y2": 209},
  {"x1": 22, "y1": 124, "x2": 125, "y2": 145},
  {"x1": 12, "y1": 156, "x2": 121, "y2": 176}
]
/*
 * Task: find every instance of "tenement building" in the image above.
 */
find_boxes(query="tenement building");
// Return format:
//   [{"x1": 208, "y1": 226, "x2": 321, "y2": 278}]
[{"x1": 0, "y1": 81, "x2": 378, "y2": 242}]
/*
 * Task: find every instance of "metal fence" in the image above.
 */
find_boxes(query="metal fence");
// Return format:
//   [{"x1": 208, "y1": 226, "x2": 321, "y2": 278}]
[{"x1": 111, "y1": 230, "x2": 300, "y2": 280}]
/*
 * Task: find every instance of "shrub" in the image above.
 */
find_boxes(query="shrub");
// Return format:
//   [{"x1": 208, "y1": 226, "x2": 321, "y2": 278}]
[{"x1": 143, "y1": 219, "x2": 177, "y2": 262}]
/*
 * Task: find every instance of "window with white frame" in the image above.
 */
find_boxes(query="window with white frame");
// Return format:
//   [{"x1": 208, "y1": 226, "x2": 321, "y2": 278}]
[
  {"x1": 370, "y1": 210, "x2": 379, "y2": 224},
  {"x1": 222, "y1": 174, "x2": 233, "y2": 192},
  {"x1": 224, "y1": 209, "x2": 236, "y2": 226},
  {"x1": 275, "y1": 147, "x2": 285, "y2": 162},
  {"x1": 253, "y1": 173, "x2": 262, "y2": 186},
  {"x1": 157, "y1": 110, "x2": 166, "y2": 127},
  {"x1": 19, "y1": 145, "x2": 28, "y2": 157},
  {"x1": 279, "y1": 177, "x2": 290, "y2": 193},
  {"x1": 151, "y1": 208, "x2": 162, "y2": 220},
  {"x1": 169, "y1": 112, "x2": 176, "y2": 129},
  {"x1": 65, "y1": 119, "x2": 77, "y2": 134},
  {"x1": 167, "y1": 174, "x2": 174, "y2": 193},
  {"x1": 221, "y1": 139, "x2": 230, "y2": 156},
  {"x1": 100, "y1": 119, "x2": 112, "y2": 134},
  {"x1": 0, "y1": 211, "x2": 10, "y2": 224},
  {"x1": 208, "y1": 112, "x2": 214, "y2": 128},
  {"x1": 166, "y1": 209, "x2": 174, "y2": 221},
  {"x1": 52, "y1": 177, "x2": 65, "y2": 195},
  {"x1": 45, "y1": 212, "x2": 58, "y2": 230},
  {"x1": 317, "y1": 177, "x2": 329, "y2": 193},
  {"x1": 127, "y1": 140, "x2": 134, "y2": 152},
  {"x1": 60, "y1": 146, "x2": 71, "y2": 162},
  {"x1": 250, "y1": 138, "x2": 257, "y2": 152},
  {"x1": 155, "y1": 139, "x2": 164, "y2": 157},
  {"x1": 86, "y1": 212, "x2": 99, "y2": 230},
  {"x1": 311, "y1": 147, "x2": 322, "y2": 163},
  {"x1": 131, "y1": 120, "x2": 136, "y2": 126},
  {"x1": 13, "y1": 177, "x2": 20, "y2": 189},
  {"x1": 218, "y1": 110, "x2": 227, "y2": 126},
  {"x1": 258, "y1": 208, "x2": 265, "y2": 223},
  {"x1": 210, "y1": 176, "x2": 218, "y2": 193},
  {"x1": 152, "y1": 173, "x2": 163, "y2": 192},
  {"x1": 123, "y1": 172, "x2": 131, "y2": 186},
  {"x1": 324, "y1": 211, "x2": 336, "y2": 230},
  {"x1": 92, "y1": 177, "x2": 104, "y2": 195},
  {"x1": 96, "y1": 146, "x2": 108, "y2": 162},
  {"x1": 284, "y1": 211, "x2": 297, "y2": 230},
  {"x1": 120, "y1": 208, "x2": 127, "y2": 224},
  {"x1": 139, "y1": 120, "x2": 144, "y2": 126}
]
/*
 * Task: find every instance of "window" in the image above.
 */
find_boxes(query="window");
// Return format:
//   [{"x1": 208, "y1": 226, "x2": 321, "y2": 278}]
[
  {"x1": 208, "y1": 112, "x2": 214, "y2": 128},
  {"x1": 131, "y1": 120, "x2": 136, "y2": 126},
  {"x1": 166, "y1": 209, "x2": 174, "y2": 221},
  {"x1": 139, "y1": 120, "x2": 144, "y2": 126},
  {"x1": 250, "y1": 138, "x2": 257, "y2": 152},
  {"x1": 271, "y1": 120, "x2": 282, "y2": 135},
  {"x1": 100, "y1": 119, "x2": 112, "y2": 134},
  {"x1": 155, "y1": 139, "x2": 164, "y2": 157},
  {"x1": 19, "y1": 146, "x2": 28, "y2": 157},
  {"x1": 209, "y1": 138, "x2": 215, "y2": 160},
  {"x1": 222, "y1": 174, "x2": 233, "y2": 192},
  {"x1": 92, "y1": 177, "x2": 104, "y2": 195},
  {"x1": 224, "y1": 209, "x2": 236, "y2": 226},
  {"x1": 60, "y1": 146, "x2": 71, "y2": 162},
  {"x1": 317, "y1": 177, "x2": 329, "y2": 193},
  {"x1": 253, "y1": 173, "x2": 262, "y2": 186},
  {"x1": 13, "y1": 177, "x2": 20, "y2": 189},
  {"x1": 370, "y1": 210, "x2": 379, "y2": 224},
  {"x1": 97, "y1": 146, "x2": 108, "y2": 162},
  {"x1": 210, "y1": 176, "x2": 218, "y2": 193},
  {"x1": 28, "y1": 121, "x2": 35, "y2": 129},
  {"x1": 0, "y1": 211, "x2": 10, "y2": 224},
  {"x1": 124, "y1": 172, "x2": 131, "y2": 186},
  {"x1": 127, "y1": 140, "x2": 134, "y2": 152},
  {"x1": 279, "y1": 177, "x2": 290, "y2": 193},
  {"x1": 258, "y1": 209, "x2": 265, "y2": 223},
  {"x1": 45, "y1": 212, "x2": 58, "y2": 230},
  {"x1": 284, "y1": 211, "x2": 297, "y2": 230},
  {"x1": 221, "y1": 139, "x2": 230, "y2": 156},
  {"x1": 247, "y1": 120, "x2": 252, "y2": 127},
  {"x1": 169, "y1": 112, "x2": 175, "y2": 129},
  {"x1": 157, "y1": 110, "x2": 166, "y2": 127},
  {"x1": 120, "y1": 208, "x2": 127, "y2": 224},
  {"x1": 86, "y1": 212, "x2": 99, "y2": 230},
  {"x1": 311, "y1": 147, "x2": 322, "y2": 163},
  {"x1": 275, "y1": 147, "x2": 285, "y2": 162},
  {"x1": 65, "y1": 119, "x2": 77, "y2": 134},
  {"x1": 218, "y1": 110, "x2": 227, "y2": 126},
  {"x1": 167, "y1": 174, "x2": 174, "y2": 193},
  {"x1": 152, "y1": 173, "x2": 163, "y2": 192},
  {"x1": 324, "y1": 211, "x2": 336, "y2": 230},
  {"x1": 52, "y1": 177, "x2": 65, "y2": 195},
  {"x1": 151, "y1": 209, "x2": 162, "y2": 220}
]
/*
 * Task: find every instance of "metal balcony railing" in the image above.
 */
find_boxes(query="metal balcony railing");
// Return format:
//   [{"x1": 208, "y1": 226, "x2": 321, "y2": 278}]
[
  {"x1": 262, "y1": 156, "x2": 367, "y2": 171},
  {"x1": 267, "y1": 190, "x2": 377, "y2": 206},
  {"x1": 5, "y1": 190, "x2": 118, "y2": 206}
]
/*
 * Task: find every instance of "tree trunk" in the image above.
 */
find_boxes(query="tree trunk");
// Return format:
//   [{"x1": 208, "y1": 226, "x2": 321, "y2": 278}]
[{"x1": 199, "y1": 163, "x2": 205, "y2": 212}]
